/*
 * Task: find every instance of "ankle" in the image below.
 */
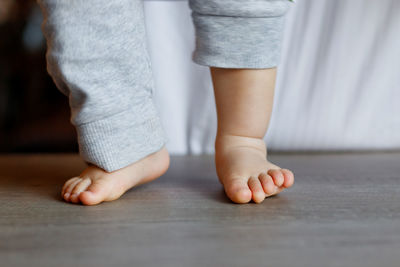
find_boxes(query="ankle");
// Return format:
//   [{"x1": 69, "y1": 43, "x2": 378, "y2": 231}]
[{"x1": 215, "y1": 133, "x2": 267, "y2": 155}]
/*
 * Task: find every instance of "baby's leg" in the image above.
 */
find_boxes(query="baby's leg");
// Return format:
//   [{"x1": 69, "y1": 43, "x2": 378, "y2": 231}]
[
  {"x1": 211, "y1": 68, "x2": 294, "y2": 203},
  {"x1": 189, "y1": 0, "x2": 295, "y2": 203},
  {"x1": 38, "y1": 0, "x2": 169, "y2": 205}
]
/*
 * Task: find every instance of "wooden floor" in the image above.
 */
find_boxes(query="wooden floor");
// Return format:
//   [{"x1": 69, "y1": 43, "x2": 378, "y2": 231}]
[{"x1": 1, "y1": 152, "x2": 400, "y2": 267}]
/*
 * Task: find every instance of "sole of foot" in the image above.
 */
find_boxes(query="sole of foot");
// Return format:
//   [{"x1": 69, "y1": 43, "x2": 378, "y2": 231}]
[
  {"x1": 61, "y1": 146, "x2": 170, "y2": 206},
  {"x1": 215, "y1": 135, "x2": 294, "y2": 204}
]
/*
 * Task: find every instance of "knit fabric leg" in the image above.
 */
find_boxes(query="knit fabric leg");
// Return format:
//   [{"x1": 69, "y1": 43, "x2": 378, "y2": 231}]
[
  {"x1": 37, "y1": 0, "x2": 167, "y2": 172},
  {"x1": 188, "y1": 0, "x2": 293, "y2": 69}
]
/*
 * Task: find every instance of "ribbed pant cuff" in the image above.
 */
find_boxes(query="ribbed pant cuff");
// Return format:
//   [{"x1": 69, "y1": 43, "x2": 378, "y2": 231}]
[
  {"x1": 75, "y1": 101, "x2": 167, "y2": 172},
  {"x1": 191, "y1": 13, "x2": 286, "y2": 69}
]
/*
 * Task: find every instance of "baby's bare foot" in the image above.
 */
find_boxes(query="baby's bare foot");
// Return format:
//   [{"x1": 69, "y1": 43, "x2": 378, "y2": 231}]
[
  {"x1": 215, "y1": 135, "x2": 294, "y2": 204},
  {"x1": 61, "y1": 146, "x2": 170, "y2": 205}
]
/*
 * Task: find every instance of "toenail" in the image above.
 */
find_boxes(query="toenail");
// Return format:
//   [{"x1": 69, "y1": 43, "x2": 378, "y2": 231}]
[
  {"x1": 64, "y1": 193, "x2": 70, "y2": 199},
  {"x1": 71, "y1": 194, "x2": 77, "y2": 199}
]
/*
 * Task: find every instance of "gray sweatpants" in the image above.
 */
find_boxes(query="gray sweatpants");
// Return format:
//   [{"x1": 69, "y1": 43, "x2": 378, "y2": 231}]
[{"x1": 37, "y1": 0, "x2": 292, "y2": 172}]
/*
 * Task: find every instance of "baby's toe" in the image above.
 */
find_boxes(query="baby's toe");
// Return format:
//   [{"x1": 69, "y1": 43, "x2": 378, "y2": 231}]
[
  {"x1": 248, "y1": 176, "x2": 266, "y2": 204},
  {"x1": 63, "y1": 178, "x2": 82, "y2": 202},
  {"x1": 70, "y1": 178, "x2": 92, "y2": 204},
  {"x1": 258, "y1": 172, "x2": 276, "y2": 196},
  {"x1": 268, "y1": 169, "x2": 285, "y2": 187},
  {"x1": 79, "y1": 180, "x2": 110, "y2": 206},
  {"x1": 224, "y1": 178, "x2": 252, "y2": 204},
  {"x1": 281, "y1": 169, "x2": 294, "y2": 188},
  {"x1": 61, "y1": 177, "x2": 80, "y2": 197}
]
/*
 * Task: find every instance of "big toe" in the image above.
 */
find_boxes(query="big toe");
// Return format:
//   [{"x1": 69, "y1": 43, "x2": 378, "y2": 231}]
[
  {"x1": 79, "y1": 180, "x2": 111, "y2": 206},
  {"x1": 224, "y1": 179, "x2": 252, "y2": 204}
]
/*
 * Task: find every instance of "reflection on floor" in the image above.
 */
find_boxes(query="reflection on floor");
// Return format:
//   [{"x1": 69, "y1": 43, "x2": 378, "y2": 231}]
[{"x1": 1, "y1": 152, "x2": 400, "y2": 267}]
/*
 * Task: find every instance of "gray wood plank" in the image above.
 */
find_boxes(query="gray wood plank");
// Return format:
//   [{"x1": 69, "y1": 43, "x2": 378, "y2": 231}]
[{"x1": 0, "y1": 152, "x2": 400, "y2": 267}]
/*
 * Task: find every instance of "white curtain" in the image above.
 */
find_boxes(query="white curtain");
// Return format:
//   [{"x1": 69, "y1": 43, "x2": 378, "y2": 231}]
[{"x1": 144, "y1": 0, "x2": 400, "y2": 155}]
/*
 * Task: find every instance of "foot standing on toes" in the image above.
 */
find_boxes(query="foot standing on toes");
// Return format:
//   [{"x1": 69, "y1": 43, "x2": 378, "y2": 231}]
[
  {"x1": 61, "y1": 147, "x2": 170, "y2": 205},
  {"x1": 37, "y1": 0, "x2": 170, "y2": 206}
]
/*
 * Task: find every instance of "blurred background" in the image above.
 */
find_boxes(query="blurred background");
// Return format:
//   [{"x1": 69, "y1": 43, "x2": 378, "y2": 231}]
[
  {"x1": 0, "y1": 0, "x2": 76, "y2": 153},
  {"x1": 1, "y1": 0, "x2": 399, "y2": 155}
]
